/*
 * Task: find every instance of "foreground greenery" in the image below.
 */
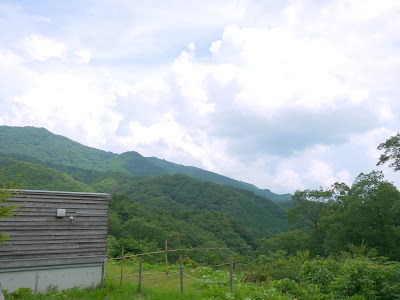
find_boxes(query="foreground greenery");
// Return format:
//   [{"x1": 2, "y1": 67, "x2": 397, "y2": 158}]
[{"x1": 4, "y1": 245, "x2": 400, "y2": 299}]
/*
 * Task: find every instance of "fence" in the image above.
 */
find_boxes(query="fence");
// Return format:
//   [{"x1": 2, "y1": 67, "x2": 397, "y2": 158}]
[{"x1": 102, "y1": 241, "x2": 243, "y2": 295}]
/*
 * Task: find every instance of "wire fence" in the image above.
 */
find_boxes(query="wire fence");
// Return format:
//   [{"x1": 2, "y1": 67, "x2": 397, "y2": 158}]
[{"x1": 102, "y1": 242, "x2": 242, "y2": 295}]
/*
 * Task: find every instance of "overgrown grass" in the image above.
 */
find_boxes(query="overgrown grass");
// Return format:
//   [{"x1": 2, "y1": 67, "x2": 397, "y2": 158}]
[
  {"x1": 7, "y1": 248, "x2": 398, "y2": 299},
  {"x1": 4, "y1": 259, "x2": 254, "y2": 300}
]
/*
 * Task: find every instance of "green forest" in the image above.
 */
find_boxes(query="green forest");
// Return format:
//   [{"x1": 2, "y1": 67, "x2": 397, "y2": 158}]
[{"x1": 1, "y1": 126, "x2": 400, "y2": 299}]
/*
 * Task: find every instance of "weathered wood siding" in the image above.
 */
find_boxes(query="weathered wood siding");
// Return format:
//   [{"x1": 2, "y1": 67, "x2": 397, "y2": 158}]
[{"x1": 0, "y1": 190, "x2": 109, "y2": 269}]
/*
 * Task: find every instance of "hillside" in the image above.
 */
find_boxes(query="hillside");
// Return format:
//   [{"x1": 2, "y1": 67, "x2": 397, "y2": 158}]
[
  {"x1": 0, "y1": 150, "x2": 288, "y2": 238},
  {"x1": 0, "y1": 156, "x2": 93, "y2": 192},
  {"x1": 0, "y1": 125, "x2": 291, "y2": 202},
  {"x1": 0, "y1": 153, "x2": 287, "y2": 256},
  {"x1": 0, "y1": 126, "x2": 115, "y2": 170},
  {"x1": 117, "y1": 174, "x2": 288, "y2": 237}
]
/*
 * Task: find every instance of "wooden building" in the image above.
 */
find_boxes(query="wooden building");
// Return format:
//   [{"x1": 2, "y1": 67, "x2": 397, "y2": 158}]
[{"x1": 0, "y1": 189, "x2": 109, "y2": 293}]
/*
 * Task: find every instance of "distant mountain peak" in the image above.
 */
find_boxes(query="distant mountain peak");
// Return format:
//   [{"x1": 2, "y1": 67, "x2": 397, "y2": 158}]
[{"x1": 0, "y1": 125, "x2": 291, "y2": 202}]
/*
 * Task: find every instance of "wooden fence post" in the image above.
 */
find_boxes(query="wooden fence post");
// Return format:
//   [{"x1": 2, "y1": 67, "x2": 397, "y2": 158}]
[
  {"x1": 229, "y1": 255, "x2": 233, "y2": 293},
  {"x1": 180, "y1": 255, "x2": 184, "y2": 295},
  {"x1": 215, "y1": 244, "x2": 219, "y2": 267},
  {"x1": 120, "y1": 246, "x2": 124, "y2": 286},
  {"x1": 101, "y1": 257, "x2": 106, "y2": 288},
  {"x1": 165, "y1": 240, "x2": 168, "y2": 278},
  {"x1": 138, "y1": 256, "x2": 142, "y2": 292}
]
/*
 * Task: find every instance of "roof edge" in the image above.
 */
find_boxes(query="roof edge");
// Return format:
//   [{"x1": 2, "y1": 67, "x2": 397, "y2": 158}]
[{"x1": 5, "y1": 189, "x2": 109, "y2": 197}]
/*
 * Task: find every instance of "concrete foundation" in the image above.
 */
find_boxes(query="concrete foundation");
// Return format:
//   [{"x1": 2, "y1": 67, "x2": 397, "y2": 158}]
[{"x1": 0, "y1": 263, "x2": 102, "y2": 293}]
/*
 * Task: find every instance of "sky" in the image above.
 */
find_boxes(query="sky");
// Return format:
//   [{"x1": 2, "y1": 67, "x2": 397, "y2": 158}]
[{"x1": 0, "y1": 0, "x2": 399, "y2": 194}]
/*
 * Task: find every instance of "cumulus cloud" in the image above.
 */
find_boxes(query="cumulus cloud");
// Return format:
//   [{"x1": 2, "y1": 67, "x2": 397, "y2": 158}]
[
  {"x1": 0, "y1": 0, "x2": 399, "y2": 193},
  {"x1": 4, "y1": 70, "x2": 122, "y2": 149},
  {"x1": 20, "y1": 34, "x2": 66, "y2": 61}
]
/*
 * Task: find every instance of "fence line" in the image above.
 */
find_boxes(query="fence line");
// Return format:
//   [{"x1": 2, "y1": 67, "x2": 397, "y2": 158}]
[
  {"x1": 102, "y1": 241, "x2": 238, "y2": 295},
  {"x1": 106, "y1": 246, "x2": 249, "y2": 261},
  {"x1": 183, "y1": 272, "x2": 230, "y2": 284}
]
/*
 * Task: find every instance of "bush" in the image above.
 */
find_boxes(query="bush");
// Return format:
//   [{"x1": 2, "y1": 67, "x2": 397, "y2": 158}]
[
  {"x1": 244, "y1": 250, "x2": 310, "y2": 283},
  {"x1": 299, "y1": 248, "x2": 400, "y2": 299}
]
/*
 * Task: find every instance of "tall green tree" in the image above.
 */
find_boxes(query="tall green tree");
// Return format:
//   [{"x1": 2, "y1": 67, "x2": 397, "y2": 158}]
[
  {"x1": 0, "y1": 173, "x2": 23, "y2": 244},
  {"x1": 377, "y1": 133, "x2": 400, "y2": 171},
  {"x1": 287, "y1": 188, "x2": 332, "y2": 254},
  {"x1": 323, "y1": 171, "x2": 400, "y2": 259}
]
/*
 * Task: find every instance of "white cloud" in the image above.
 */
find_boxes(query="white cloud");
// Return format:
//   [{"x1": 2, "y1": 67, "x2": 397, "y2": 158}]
[
  {"x1": 211, "y1": 24, "x2": 368, "y2": 114},
  {"x1": 75, "y1": 50, "x2": 92, "y2": 64},
  {"x1": 273, "y1": 169, "x2": 304, "y2": 191},
  {"x1": 6, "y1": 71, "x2": 122, "y2": 148},
  {"x1": 20, "y1": 34, "x2": 66, "y2": 61},
  {"x1": 0, "y1": 0, "x2": 399, "y2": 194}
]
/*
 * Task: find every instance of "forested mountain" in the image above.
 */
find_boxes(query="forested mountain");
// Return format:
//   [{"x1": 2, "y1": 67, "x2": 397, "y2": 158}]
[
  {"x1": 0, "y1": 126, "x2": 115, "y2": 169},
  {"x1": 0, "y1": 125, "x2": 289, "y2": 258},
  {"x1": 0, "y1": 151, "x2": 287, "y2": 238},
  {"x1": 117, "y1": 174, "x2": 287, "y2": 237},
  {"x1": 0, "y1": 125, "x2": 291, "y2": 202},
  {"x1": 2, "y1": 126, "x2": 400, "y2": 300},
  {"x1": 0, "y1": 156, "x2": 93, "y2": 192}
]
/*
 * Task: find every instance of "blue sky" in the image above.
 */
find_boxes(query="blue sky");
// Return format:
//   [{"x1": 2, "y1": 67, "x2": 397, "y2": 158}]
[{"x1": 0, "y1": 0, "x2": 399, "y2": 193}]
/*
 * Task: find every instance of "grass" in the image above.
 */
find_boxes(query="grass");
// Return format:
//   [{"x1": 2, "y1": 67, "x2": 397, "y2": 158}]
[{"x1": 4, "y1": 259, "x2": 242, "y2": 300}]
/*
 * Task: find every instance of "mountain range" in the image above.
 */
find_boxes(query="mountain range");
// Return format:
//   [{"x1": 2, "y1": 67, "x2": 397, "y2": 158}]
[
  {"x1": 0, "y1": 125, "x2": 291, "y2": 252},
  {"x1": 0, "y1": 125, "x2": 291, "y2": 202}
]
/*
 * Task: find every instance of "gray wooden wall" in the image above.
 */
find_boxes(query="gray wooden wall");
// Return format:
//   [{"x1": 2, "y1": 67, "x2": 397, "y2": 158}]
[{"x1": 0, "y1": 190, "x2": 109, "y2": 269}]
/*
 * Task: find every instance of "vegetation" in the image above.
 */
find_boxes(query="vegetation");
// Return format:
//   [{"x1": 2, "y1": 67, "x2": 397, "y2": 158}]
[
  {"x1": 0, "y1": 125, "x2": 290, "y2": 202},
  {"x1": 2, "y1": 127, "x2": 400, "y2": 299},
  {"x1": 116, "y1": 174, "x2": 287, "y2": 237},
  {"x1": 4, "y1": 245, "x2": 400, "y2": 299},
  {"x1": 377, "y1": 132, "x2": 400, "y2": 171},
  {"x1": 0, "y1": 126, "x2": 115, "y2": 170},
  {"x1": 0, "y1": 172, "x2": 23, "y2": 244}
]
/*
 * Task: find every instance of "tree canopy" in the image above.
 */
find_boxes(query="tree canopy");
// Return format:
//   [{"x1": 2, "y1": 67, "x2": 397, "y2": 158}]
[{"x1": 377, "y1": 132, "x2": 400, "y2": 171}]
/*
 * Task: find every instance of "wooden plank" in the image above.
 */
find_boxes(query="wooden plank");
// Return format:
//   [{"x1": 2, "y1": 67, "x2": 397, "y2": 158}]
[
  {"x1": 10, "y1": 207, "x2": 107, "y2": 213},
  {"x1": 2, "y1": 230, "x2": 107, "y2": 236},
  {"x1": 8, "y1": 199, "x2": 107, "y2": 205},
  {"x1": 0, "y1": 216, "x2": 107, "y2": 223},
  {"x1": 0, "y1": 256, "x2": 104, "y2": 269},
  {"x1": 0, "y1": 226, "x2": 108, "y2": 231},
  {"x1": 12, "y1": 189, "x2": 108, "y2": 196},
  {"x1": 0, "y1": 220, "x2": 108, "y2": 226},
  {"x1": 9, "y1": 203, "x2": 108, "y2": 210},
  {"x1": 0, "y1": 248, "x2": 105, "y2": 258},
  {"x1": 7, "y1": 234, "x2": 107, "y2": 241},
  {"x1": 0, "y1": 242, "x2": 107, "y2": 252},
  {"x1": 0, "y1": 211, "x2": 108, "y2": 217},
  {"x1": 1, "y1": 215, "x2": 107, "y2": 221},
  {"x1": 11, "y1": 194, "x2": 108, "y2": 202},
  {"x1": 3, "y1": 238, "x2": 107, "y2": 245},
  {"x1": 5, "y1": 198, "x2": 108, "y2": 204}
]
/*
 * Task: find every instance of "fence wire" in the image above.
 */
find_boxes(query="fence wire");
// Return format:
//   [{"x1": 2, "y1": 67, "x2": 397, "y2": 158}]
[
  {"x1": 104, "y1": 270, "x2": 180, "y2": 281},
  {"x1": 183, "y1": 272, "x2": 230, "y2": 284},
  {"x1": 103, "y1": 245, "x2": 239, "y2": 292}
]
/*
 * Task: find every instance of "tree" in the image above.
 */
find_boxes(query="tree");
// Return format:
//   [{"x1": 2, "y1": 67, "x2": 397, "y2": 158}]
[
  {"x1": 0, "y1": 173, "x2": 23, "y2": 244},
  {"x1": 348, "y1": 171, "x2": 400, "y2": 258},
  {"x1": 287, "y1": 188, "x2": 332, "y2": 254},
  {"x1": 323, "y1": 171, "x2": 400, "y2": 259},
  {"x1": 377, "y1": 133, "x2": 400, "y2": 171}
]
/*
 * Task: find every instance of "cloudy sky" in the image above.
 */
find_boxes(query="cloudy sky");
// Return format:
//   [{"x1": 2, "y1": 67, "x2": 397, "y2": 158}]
[{"x1": 0, "y1": 0, "x2": 399, "y2": 193}]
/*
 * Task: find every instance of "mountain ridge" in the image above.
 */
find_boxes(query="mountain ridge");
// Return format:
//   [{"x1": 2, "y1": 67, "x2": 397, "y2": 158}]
[{"x1": 0, "y1": 125, "x2": 291, "y2": 202}]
